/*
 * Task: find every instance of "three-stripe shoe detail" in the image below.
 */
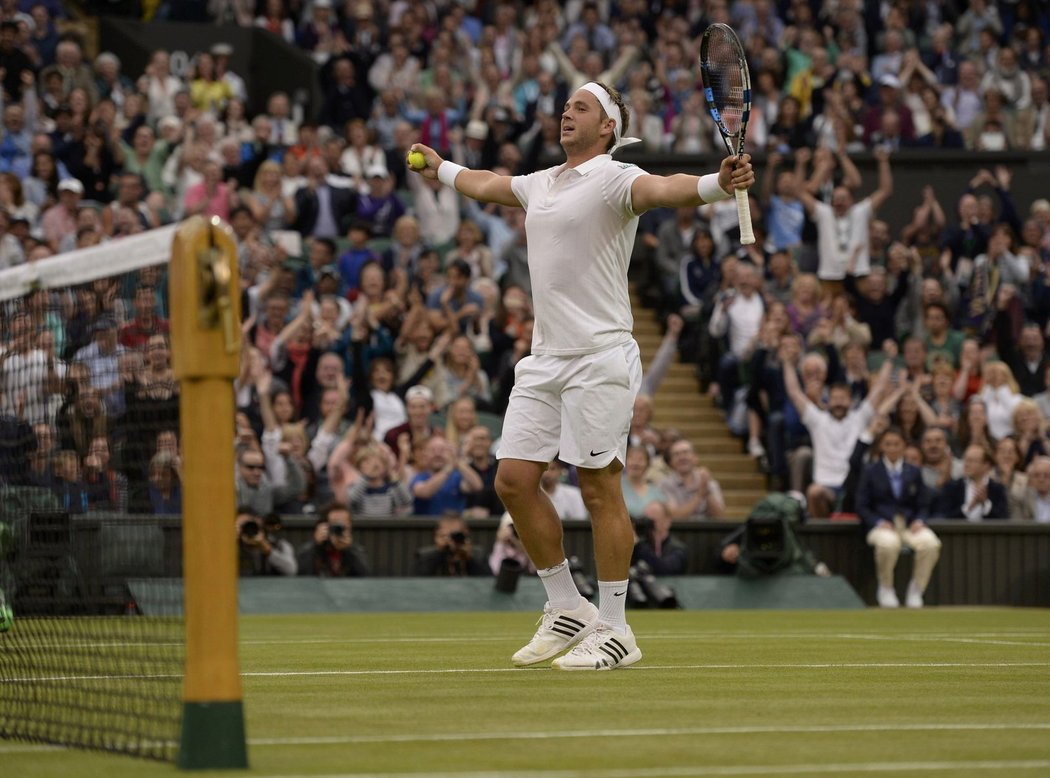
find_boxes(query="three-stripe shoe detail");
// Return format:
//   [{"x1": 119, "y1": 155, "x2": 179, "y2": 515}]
[
  {"x1": 511, "y1": 600, "x2": 600, "y2": 666},
  {"x1": 552, "y1": 623, "x2": 643, "y2": 671},
  {"x1": 549, "y1": 616, "x2": 587, "y2": 640},
  {"x1": 598, "y1": 637, "x2": 629, "y2": 665}
]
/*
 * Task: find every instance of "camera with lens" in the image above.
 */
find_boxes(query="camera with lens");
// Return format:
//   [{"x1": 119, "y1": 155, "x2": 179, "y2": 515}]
[
  {"x1": 240, "y1": 519, "x2": 261, "y2": 539},
  {"x1": 629, "y1": 560, "x2": 679, "y2": 609},
  {"x1": 632, "y1": 516, "x2": 654, "y2": 537},
  {"x1": 328, "y1": 524, "x2": 347, "y2": 538},
  {"x1": 568, "y1": 555, "x2": 595, "y2": 599},
  {"x1": 449, "y1": 530, "x2": 468, "y2": 546}
]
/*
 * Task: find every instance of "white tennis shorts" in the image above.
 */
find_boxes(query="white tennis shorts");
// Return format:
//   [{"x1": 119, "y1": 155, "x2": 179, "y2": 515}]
[{"x1": 497, "y1": 339, "x2": 642, "y2": 469}]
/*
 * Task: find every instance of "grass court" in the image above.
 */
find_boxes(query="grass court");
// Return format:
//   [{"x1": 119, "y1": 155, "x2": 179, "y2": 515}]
[{"x1": 3, "y1": 608, "x2": 1050, "y2": 777}]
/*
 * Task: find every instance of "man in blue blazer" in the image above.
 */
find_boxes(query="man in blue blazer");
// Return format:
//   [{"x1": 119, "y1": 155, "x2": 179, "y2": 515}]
[
  {"x1": 933, "y1": 444, "x2": 1009, "y2": 522},
  {"x1": 856, "y1": 427, "x2": 941, "y2": 609}
]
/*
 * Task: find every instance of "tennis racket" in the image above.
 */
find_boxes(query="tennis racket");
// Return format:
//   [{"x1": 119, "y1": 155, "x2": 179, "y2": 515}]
[{"x1": 699, "y1": 23, "x2": 755, "y2": 245}]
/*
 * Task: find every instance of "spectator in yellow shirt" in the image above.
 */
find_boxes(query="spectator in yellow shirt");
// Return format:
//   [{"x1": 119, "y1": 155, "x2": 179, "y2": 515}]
[{"x1": 189, "y1": 52, "x2": 233, "y2": 115}]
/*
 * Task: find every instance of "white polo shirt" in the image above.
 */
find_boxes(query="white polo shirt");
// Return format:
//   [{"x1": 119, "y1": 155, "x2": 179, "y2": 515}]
[
  {"x1": 802, "y1": 401, "x2": 874, "y2": 488},
  {"x1": 813, "y1": 198, "x2": 874, "y2": 281},
  {"x1": 511, "y1": 154, "x2": 647, "y2": 356}
]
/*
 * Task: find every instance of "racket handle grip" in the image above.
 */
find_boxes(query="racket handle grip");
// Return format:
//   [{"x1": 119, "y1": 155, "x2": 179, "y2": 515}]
[{"x1": 735, "y1": 188, "x2": 755, "y2": 245}]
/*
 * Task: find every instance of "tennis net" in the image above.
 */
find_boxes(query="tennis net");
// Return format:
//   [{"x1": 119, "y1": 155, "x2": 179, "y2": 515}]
[{"x1": 0, "y1": 228, "x2": 185, "y2": 761}]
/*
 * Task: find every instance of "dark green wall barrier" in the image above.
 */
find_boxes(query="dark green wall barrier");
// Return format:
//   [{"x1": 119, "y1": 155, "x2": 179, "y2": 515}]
[
  {"x1": 129, "y1": 575, "x2": 865, "y2": 614},
  {"x1": 48, "y1": 515, "x2": 1050, "y2": 609}
]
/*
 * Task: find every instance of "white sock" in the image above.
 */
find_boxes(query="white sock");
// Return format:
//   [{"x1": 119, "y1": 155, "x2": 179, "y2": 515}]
[
  {"x1": 598, "y1": 579, "x2": 629, "y2": 633},
  {"x1": 537, "y1": 560, "x2": 581, "y2": 610}
]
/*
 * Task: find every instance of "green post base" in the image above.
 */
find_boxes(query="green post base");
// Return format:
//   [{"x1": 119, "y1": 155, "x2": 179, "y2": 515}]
[{"x1": 177, "y1": 700, "x2": 248, "y2": 770}]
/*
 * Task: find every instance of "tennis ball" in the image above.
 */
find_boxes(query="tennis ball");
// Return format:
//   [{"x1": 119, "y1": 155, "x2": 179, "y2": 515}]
[{"x1": 407, "y1": 150, "x2": 427, "y2": 170}]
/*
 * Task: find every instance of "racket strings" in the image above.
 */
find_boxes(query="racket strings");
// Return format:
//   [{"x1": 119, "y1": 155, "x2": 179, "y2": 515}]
[{"x1": 704, "y1": 35, "x2": 745, "y2": 135}]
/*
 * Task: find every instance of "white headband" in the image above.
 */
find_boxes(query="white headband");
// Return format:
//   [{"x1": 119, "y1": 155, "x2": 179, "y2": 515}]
[{"x1": 578, "y1": 82, "x2": 641, "y2": 154}]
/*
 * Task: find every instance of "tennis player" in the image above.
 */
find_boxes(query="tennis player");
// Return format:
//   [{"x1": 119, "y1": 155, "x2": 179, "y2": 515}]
[{"x1": 408, "y1": 81, "x2": 754, "y2": 670}]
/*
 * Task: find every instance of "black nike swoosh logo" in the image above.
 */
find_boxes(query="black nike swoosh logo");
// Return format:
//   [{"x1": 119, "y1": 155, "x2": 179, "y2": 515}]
[
  {"x1": 613, "y1": 591, "x2": 626, "y2": 597},
  {"x1": 590, "y1": 449, "x2": 610, "y2": 457}
]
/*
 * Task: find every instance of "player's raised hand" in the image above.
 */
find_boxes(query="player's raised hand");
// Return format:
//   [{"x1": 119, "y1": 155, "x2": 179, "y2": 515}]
[
  {"x1": 718, "y1": 154, "x2": 755, "y2": 194},
  {"x1": 406, "y1": 143, "x2": 443, "y2": 180}
]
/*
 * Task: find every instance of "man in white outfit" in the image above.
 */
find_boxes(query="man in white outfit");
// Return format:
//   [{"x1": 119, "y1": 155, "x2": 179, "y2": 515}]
[{"x1": 408, "y1": 81, "x2": 754, "y2": 670}]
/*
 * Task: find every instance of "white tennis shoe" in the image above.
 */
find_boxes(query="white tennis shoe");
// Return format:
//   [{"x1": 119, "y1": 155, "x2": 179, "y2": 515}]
[
  {"x1": 905, "y1": 581, "x2": 924, "y2": 609},
  {"x1": 551, "y1": 623, "x2": 642, "y2": 671},
  {"x1": 877, "y1": 585, "x2": 901, "y2": 608},
  {"x1": 511, "y1": 599, "x2": 599, "y2": 666}
]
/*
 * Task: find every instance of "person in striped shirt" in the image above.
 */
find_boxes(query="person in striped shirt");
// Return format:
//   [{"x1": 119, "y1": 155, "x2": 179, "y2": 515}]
[{"x1": 346, "y1": 444, "x2": 412, "y2": 518}]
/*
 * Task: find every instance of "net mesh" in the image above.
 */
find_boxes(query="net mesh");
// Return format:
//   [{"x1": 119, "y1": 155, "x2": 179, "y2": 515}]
[
  {"x1": 0, "y1": 247, "x2": 184, "y2": 762},
  {"x1": 702, "y1": 27, "x2": 745, "y2": 135}
]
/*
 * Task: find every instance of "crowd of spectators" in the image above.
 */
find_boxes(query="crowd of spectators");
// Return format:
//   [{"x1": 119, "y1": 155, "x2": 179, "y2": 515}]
[{"x1": 1, "y1": 1, "x2": 1050, "y2": 583}]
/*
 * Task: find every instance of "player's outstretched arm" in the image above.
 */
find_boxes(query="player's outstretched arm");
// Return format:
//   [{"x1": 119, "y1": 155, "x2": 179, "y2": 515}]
[
  {"x1": 631, "y1": 154, "x2": 754, "y2": 213},
  {"x1": 407, "y1": 143, "x2": 521, "y2": 208}
]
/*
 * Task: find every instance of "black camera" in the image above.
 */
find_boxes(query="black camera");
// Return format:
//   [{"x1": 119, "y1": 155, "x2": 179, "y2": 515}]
[
  {"x1": 449, "y1": 530, "x2": 468, "y2": 546},
  {"x1": 568, "y1": 555, "x2": 595, "y2": 599},
  {"x1": 630, "y1": 560, "x2": 679, "y2": 609},
  {"x1": 328, "y1": 524, "x2": 347, "y2": 537},
  {"x1": 240, "y1": 520, "x2": 260, "y2": 538},
  {"x1": 633, "y1": 516, "x2": 654, "y2": 536}
]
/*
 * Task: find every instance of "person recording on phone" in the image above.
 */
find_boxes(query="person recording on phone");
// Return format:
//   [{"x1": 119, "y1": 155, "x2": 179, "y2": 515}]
[
  {"x1": 296, "y1": 502, "x2": 371, "y2": 577},
  {"x1": 236, "y1": 507, "x2": 298, "y2": 576},
  {"x1": 489, "y1": 513, "x2": 537, "y2": 576}
]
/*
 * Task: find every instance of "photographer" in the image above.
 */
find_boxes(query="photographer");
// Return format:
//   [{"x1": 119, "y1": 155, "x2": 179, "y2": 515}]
[
  {"x1": 296, "y1": 502, "x2": 371, "y2": 577},
  {"x1": 631, "y1": 502, "x2": 688, "y2": 576},
  {"x1": 236, "y1": 507, "x2": 297, "y2": 576},
  {"x1": 414, "y1": 514, "x2": 490, "y2": 577},
  {"x1": 488, "y1": 512, "x2": 536, "y2": 576}
]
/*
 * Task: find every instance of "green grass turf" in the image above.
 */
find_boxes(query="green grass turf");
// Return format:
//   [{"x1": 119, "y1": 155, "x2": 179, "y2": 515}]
[{"x1": 3, "y1": 608, "x2": 1050, "y2": 777}]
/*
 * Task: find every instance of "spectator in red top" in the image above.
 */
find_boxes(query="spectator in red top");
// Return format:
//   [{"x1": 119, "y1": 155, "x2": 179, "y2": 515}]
[
  {"x1": 863, "y1": 75, "x2": 915, "y2": 147},
  {"x1": 119, "y1": 285, "x2": 169, "y2": 349}
]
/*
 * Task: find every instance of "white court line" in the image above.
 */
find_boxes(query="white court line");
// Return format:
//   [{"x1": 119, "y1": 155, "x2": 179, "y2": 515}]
[
  {"x1": 6, "y1": 660, "x2": 1050, "y2": 684},
  {"x1": 254, "y1": 760, "x2": 1050, "y2": 778},
  {"x1": 4, "y1": 723, "x2": 1049, "y2": 755},
  {"x1": 242, "y1": 660, "x2": 1050, "y2": 678},
  {"x1": 246, "y1": 722, "x2": 1050, "y2": 747},
  {"x1": 29, "y1": 630, "x2": 1050, "y2": 651},
  {"x1": 819, "y1": 633, "x2": 1050, "y2": 648},
  {"x1": 239, "y1": 630, "x2": 1050, "y2": 647}
]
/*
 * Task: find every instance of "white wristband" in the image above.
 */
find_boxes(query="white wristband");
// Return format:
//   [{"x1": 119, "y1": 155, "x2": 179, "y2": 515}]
[
  {"x1": 698, "y1": 173, "x2": 731, "y2": 203},
  {"x1": 437, "y1": 161, "x2": 466, "y2": 190}
]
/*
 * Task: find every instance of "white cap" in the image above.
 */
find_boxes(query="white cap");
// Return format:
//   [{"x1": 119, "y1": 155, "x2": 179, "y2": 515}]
[
  {"x1": 878, "y1": 74, "x2": 901, "y2": 89},
  {"x1": 405, "y1": 385, "x2": 434, "y2": 404},
  {"x1": 465, "y1": 120, "x2": 488, "y2": 140},
  {"x1": 159, "y1": 115, "x2": 183, "y2": 132},
  {"x1": 58, "y1": 178, "x2": 84, "y2": 194}
]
